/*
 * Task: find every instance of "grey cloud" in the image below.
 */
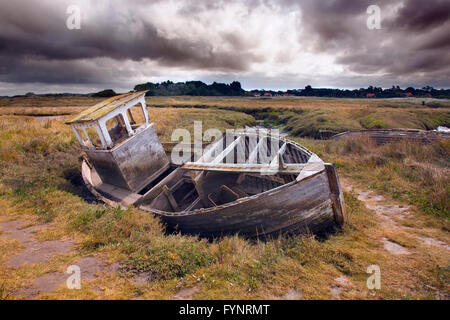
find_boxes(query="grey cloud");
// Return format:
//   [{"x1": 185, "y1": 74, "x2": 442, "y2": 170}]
[
  {"x1": 384, "y1": 0, "x2": 450, "y2": 32},
  {"x1": 0, "y1": 0, "x2": 449, "y2": 94},
  {"x1": 0, "y1": 0, "x2": 260, "y2": 86},
  {"x1": 297, "y1": 0, "x2": 450, "y2": 83}
]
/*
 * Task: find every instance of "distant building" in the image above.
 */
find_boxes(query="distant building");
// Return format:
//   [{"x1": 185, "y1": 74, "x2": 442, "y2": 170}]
[{"x1": 366, "y1": 93, "x2": 376, "y2": 98}]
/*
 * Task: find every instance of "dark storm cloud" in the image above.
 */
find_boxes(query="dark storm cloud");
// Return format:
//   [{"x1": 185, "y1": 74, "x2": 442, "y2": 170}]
[
  {"x1": 0, "y1": 0, "x2": 259, "y2": 86},
  {"x1": 0, "y1": 0, "x2": 449, "y2": 94},
  {"x1": 0, "y1": 2, "x2": 256, "y2": 68},
  {"x1": 385, "y1": 0, "x2": 450, "y2": 31},
  {"x1": 295, "y1": 0, "x2": 450, "y2": 86}
]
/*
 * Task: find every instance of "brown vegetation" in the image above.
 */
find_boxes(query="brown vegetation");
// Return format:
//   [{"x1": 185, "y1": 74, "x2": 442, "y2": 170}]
[{"x1": 0, "y1": 97, "x2": 448, "y2": 299}]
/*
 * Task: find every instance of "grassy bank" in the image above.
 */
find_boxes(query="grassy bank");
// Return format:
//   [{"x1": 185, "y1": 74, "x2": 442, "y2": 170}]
[
  {"x1": 0, "y1": 99, "x2": 448, "y2": 299},
  {"x1": 301, "y1": 137, "x2": 450, "y2": 219},
  {"x1": 146, "y1": 96, "x2": 450, "y2": 138},
  {"x1": 1, "y1": 96, "x2": 449, "y2": 138},
  {"x1": 0, "y1": 97, "x2": 450, "y2": 299}
]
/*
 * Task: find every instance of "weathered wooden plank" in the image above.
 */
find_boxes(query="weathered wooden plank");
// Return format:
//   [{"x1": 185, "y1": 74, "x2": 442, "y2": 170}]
[
  {"x1": 270, "y1": 142, "x2": 287, "y2": 167},
  {"x1": 182, "y1": 162, "x2": 306, "y2": 174},
  {"x1": 296, "y1": 154, "x2": 325, "y2": 181},
  {"x1": 149, "y1": 171, "x2": 334, "y2": 237},
  {"x1": 197, "y1": 136, "x2": 225, "y2": 163},
  {"x1": 187, "y1": 170, "x2": 211, "y2": 207},
  {"x1": 247, "y1": 136, "x2": 266, "y2": 164},
  {"x1": 162, "y1": 185, "x2": 180, "y2": 212},
  {"x1": 212, "y1": 136, "x2": 242, "y2": 164},
  {"x1": 324, "y1": 163, "x2": 346, "y2": 226}
]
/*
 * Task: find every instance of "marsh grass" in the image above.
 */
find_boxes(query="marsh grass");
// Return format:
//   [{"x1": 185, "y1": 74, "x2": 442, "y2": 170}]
[
  {"x1": 303, "y1": 137, "x2": 450, "y2": 218},
  {"x1": 0, "y1": 98, "x2": 449, "y2": 299},
  {"x1": 145, "y1": 96, "x2": 450, "y2": 138}
]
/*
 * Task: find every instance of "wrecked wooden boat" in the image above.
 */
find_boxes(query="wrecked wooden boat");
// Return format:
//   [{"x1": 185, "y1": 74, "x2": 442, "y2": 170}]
[
  {"x1": 331, "y1": 128, "x2": 450, "y2": 144},
  {"x1": 66, "y1": 91, "x2": 346, "y2": 238}
]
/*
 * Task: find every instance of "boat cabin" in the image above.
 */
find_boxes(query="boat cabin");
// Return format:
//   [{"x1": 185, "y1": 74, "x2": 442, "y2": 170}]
[{"x1": 66, "y1": 91, "x2": 169, "y2": 193}]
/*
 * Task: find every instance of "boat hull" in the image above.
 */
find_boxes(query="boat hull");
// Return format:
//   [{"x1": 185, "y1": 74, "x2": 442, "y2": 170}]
[
  {"x1": 82, "y1": 160, "x2": 346, "y2": 238},
  {"x1": 331, "y1": 128, "x2": 449, "y2": 144}
]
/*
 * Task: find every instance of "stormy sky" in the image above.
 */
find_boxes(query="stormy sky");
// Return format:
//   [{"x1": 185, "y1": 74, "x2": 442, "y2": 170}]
[{"x1": 0, "y1": 0, "x2": 449, "y2": 95}]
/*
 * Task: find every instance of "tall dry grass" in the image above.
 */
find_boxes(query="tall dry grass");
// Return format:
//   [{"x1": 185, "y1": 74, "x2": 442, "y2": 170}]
[
  {"x1": 0, "y1": 104, "x2": 449, "y2": 299},
  {"x1": 315, "y1": 136, "x2": 450, "y2": 217}
]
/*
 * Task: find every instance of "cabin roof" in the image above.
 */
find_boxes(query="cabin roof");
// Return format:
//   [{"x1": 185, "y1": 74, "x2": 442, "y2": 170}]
[{"x1": 66, "y1": 91, "x2": 148, "y2": 124}]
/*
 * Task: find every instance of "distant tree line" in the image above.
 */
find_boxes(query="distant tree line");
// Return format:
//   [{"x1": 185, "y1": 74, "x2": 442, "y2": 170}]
[
  {"x1": 11, "y1": 82, "x2": 450, "y2": 99},
  {"x1": 91, "y1": 89, "x2": 117, "y2": 97},
  {"x1": 249, "y1": 85, "x2": 450, "y2": 99},
  {"x1": 132, "y1": 81, "x2": 450, "y2": 99},
  {"x1": 134, "y1": 80, "x2": 245, "y2": 96}
]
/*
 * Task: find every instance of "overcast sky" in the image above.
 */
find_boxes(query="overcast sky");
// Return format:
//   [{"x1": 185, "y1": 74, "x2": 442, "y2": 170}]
[{"x1": 1, "y1": 0, "x2": 449, "y2": 95}]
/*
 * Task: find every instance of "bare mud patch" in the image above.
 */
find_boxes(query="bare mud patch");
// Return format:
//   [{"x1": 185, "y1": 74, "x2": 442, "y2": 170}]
[
  {"x1": 334, "y1": 275, "x2": 352, "y2": 287},
  {"x1": 357, "y1": 191, "x2": 384, "y2": 202},
  {"x1": 0, "y1": 221, "x2": 42, "y2": 243},
  {"x1": 17, "y1": 256, "x2": 120, "y2": 299},
  {"x1": 280, "y1": 288, "x2": 302, "y2": 300},
  {"x1": 131, "y1": 272, "x2": 155, "y2": 285},
  {"x1": 0, "y1": 220, "x2": 73, "y2": 266},
  {"x1": 18, "y1": 272, "x2": 68, "y2": 299},
  {"x1": 329, "y1": 286, "x2": 342, "y2": 298},
  {"x1": 8, "y1": 240, "x2": 73, "y2": 267},
  {"x1": 381, "y1": 237, "x2": 409, "y2": 255},
  {"x1": 172, "y1": 286, "x2": 199, "y2": 300},
  {"x1": 329, "y1": 276, "x2": 352, "y2": 299},
  {"x1": 418, "y1": 236, "x2": 450, "y2": 251}
]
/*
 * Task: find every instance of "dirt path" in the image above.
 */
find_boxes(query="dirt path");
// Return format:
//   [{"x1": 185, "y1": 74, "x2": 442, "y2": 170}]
[
  {"x1": 339, "y1": 177, "x2": 449, "y2": 299},
  {"x1": 0, "y1": 178, "x2": 448, "y2": 299},
  {"x1": 341, "y1": 178, "x2": 449, "y2": 254},
  {"x1": 0, "y1": 219, "x2": 120, "y2": 299}
]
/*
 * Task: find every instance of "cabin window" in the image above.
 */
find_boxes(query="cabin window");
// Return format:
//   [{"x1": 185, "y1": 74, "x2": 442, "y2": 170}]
[
  {"x1": 85, "y1": 127, "x2": 103, "y2": 148},
  {"x1": 105, "y1": 114, "x2": 128, "y2": 145},
  {"x1": 127, "y1": 104, "x2": 146, "y2": 130},
  {"x1": 76, "y1": 128, "x2": 91, "y2": 148}
]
